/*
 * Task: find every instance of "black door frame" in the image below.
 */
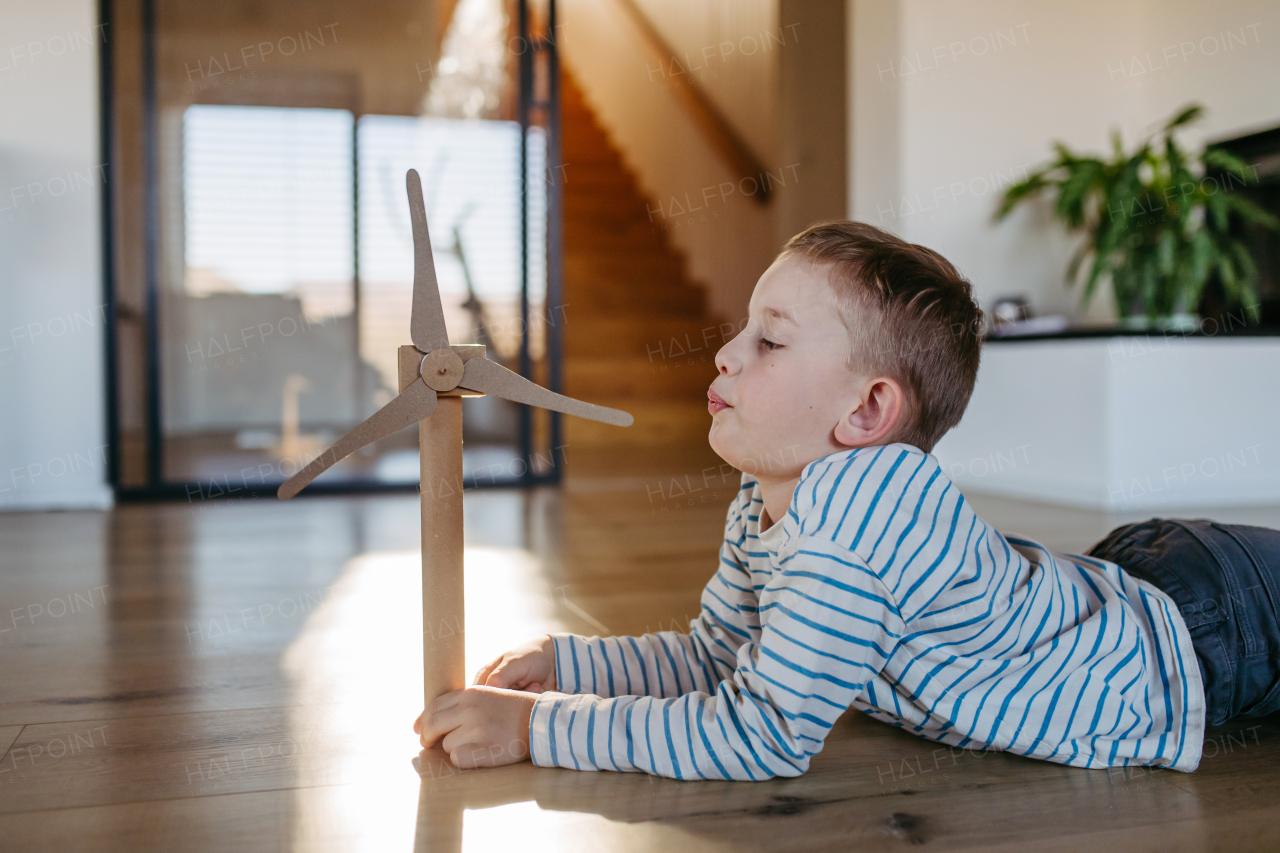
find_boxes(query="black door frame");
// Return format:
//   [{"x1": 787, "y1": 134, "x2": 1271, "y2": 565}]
[{"x1": 101, "y1": 0, "x2": 564, "y2": 501}]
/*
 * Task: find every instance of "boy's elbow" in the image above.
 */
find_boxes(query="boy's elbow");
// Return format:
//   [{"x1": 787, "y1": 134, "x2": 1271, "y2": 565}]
[
  {"x1": 772, "y1": 755, "x2": 811, "y2": 778},
  {"x1": 747, "y1": 760, "x2": 808, "y2": 781},
  {"x1": 724, "y1": 751, "x2": 809, "y2": 781}
]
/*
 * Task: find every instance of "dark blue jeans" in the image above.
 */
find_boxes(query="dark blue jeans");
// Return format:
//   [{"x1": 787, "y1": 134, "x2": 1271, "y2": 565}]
[{"x1": 1087, "y1": 518, "x2": 1280, "y2": 727}]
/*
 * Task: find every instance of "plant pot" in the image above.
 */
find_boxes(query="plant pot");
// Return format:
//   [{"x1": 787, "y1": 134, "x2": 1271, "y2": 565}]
[{"x1": 1156, "y1": 313, "x2": 1200, "y2": 332}]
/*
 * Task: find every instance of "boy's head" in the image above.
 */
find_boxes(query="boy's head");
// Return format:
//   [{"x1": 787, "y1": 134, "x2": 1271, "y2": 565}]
[{"x1": 708, "y1": 220, "x2": 982, "y2": 483}]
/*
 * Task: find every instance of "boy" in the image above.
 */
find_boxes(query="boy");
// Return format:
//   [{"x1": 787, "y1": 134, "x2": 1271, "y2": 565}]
[{"x1": 415, "y1": 221, "x2": 1280, "y2": 778}]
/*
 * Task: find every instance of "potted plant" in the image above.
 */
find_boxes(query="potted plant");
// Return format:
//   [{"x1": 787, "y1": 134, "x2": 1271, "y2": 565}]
[{"x1": 997, "y1": 105, "x2": 1278, "y2": 329}]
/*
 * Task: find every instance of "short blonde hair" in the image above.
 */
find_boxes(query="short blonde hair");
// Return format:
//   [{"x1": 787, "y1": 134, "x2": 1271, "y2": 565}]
[{"x1": 781, "y1": 221, "x2": 982, "y2": 452}]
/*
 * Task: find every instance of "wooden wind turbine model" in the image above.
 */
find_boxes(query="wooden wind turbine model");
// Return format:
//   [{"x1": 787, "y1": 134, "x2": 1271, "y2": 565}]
[{"x1": 277, "y1": 169, "x2": 633, "y2": 711}]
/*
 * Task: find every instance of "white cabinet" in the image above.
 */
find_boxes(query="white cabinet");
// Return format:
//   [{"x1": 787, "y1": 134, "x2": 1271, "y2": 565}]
[{"x1": 932, "y1": 336, "x2": 1280, "y2": 510}]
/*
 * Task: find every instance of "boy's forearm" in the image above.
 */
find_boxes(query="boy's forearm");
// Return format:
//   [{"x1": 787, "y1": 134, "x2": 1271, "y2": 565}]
[
  {"x1": 526, "y1": 686, "x2": 806, "y2": 781},
  {"x1": 549, "y1": 629, "x2": 731, "y2": 699}
]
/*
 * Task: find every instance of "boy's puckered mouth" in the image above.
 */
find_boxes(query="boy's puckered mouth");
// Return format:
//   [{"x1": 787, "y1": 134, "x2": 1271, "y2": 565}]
[{"x1": 708, "y1": 387, "x2": 731, "y2": 415}]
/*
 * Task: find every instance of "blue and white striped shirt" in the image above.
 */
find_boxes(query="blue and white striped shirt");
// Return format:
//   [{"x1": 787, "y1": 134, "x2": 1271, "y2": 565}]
[{"x1": 528, "y1": 444, "x2": 1205, "y2": 779}]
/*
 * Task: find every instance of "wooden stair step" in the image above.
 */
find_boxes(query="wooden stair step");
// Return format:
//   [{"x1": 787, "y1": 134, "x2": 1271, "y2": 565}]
[
  {"x1": 566, "y1": 356, "x2": 716, "y2": 400},
  {"x1": 564, "y1": 282, "x2": 706, "y2": 316},
  {"x1": 562, "y1": 211, "x2": 657, "y2": 230},
  {"x1": 565, "y1": 177, "x2": 637, "y2": 195},
  {"x1": 559, "y1": 146, "x2": 622, "y2": 164},
  {"x1": 560, "y1": 69, "x2": 718, "y2": 448},
  {"x1": 564, "y1": 400, "x2": 711, "y2": 447},
  {"x1": 566, "y1": 163, "x2": 639, "y2": 182},
  {"x1": 564, "y1": 257, "x2": 686, "y2": 272},
  {"x1": 564, "y1": 316, "x2": 730, "y2": 358},
  {"x1": 563, "y1": 216, "x2": 657, "y2": 233},
  {"x1": 563, "y1": 212, "x2": 657, "y2": 230},
  {"x1": 565, "y1": 283, "x2": 699, "y2": 310},
  {"x1": 563, "y1": 269, "x2": 700, "y2": 297},
  {"x1": 563, "y1": 220, "x2": 662, "y2": 241},
  {"x1": 563, "y1": 196, "x2": 659, "y2": 217},
  {"x1": 563, "y1": 233, "x2": 674, "y2": 253},
  {"x1": 563, "y1": 184, "x2": 650, "y2": 201},
  {"x1": 564, "y1": 253, "x2": 684, "y2": 279}
]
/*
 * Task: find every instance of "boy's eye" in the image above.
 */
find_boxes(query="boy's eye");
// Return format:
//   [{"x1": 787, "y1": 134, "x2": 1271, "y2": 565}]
[{"x1": 760, "y1": 338, "x2": 779, "y2": 351}]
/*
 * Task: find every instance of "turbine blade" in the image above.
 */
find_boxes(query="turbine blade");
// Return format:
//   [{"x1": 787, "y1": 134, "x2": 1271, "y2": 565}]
[
  {"x1": 277, "y1": 378, "x2": 438, "y2": 499},
  {"x1": 407, "y1": 169, "x2": 451, "y2": 352},
  {"x1": 458, "y1": 356, "x2": 633, "y2": 427}
]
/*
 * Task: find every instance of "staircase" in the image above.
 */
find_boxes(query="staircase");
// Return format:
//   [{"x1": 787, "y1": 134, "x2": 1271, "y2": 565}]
[{"x1": 560, "y1": 73, "x2": 721, "y2": 449}]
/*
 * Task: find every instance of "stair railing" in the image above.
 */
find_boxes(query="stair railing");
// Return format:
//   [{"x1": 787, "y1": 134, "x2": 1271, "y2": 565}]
[{"x1": 610, "y1": 0, "x2": 772, "y2": 204}]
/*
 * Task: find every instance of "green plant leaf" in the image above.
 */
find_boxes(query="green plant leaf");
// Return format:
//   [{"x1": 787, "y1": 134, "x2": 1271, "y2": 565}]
[
  {"x1": 1066, "y1": 243, "x2": 1091, "y2": 285},
  {"x1": 1227, "y1": 194, "x2": 1280, "y2": 230},
  {"x1": 1202, "y1": 147, "x2": 1254, "y2": 181},
  {"x1": 1205, "y1": 191, "x2": 1231, "y2": 232},
  {"x1": 1111, "y1": 129, "x2": 1126, "y2": 160},
  {"x1": 1216, "y1": 255, "x2": 1238, "y2": 292},
  {"x1": 995, "y1": 173, "x2": 1050, "y2": 220},
  {"x1": 1229, "y1": 239, "x2": 1260, "y2": 311},
  {"x1": 1156, "y1": 229, "x2": 1176, "y2": 276},
  {"x1": 1056, "y1": 160, "x2": 1104, "y2": 228},
  {"x1": 1190, "y1": 228, "x2": 1212, "y2": 288},
  {"x1": 1165, "y1": 104, "x2": 1203, "y2": 132},
  {"x1": 1082, "y1": 251, "x2": 1109, "y2": 304}
]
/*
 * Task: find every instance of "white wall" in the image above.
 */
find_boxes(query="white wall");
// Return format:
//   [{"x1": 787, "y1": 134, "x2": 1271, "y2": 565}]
[
  {"x1": 558, "y1": 0, "x2": 782, "y2": 322},
  {"x1": 629, "y1": 0, "x2": 781, "y2": 169},
  {"x1": 850, "y1": 0, "x2": 1280, "y2": 320},
  {"x1": 0, "y1": 0, "x2": 112, "y2": 510}
]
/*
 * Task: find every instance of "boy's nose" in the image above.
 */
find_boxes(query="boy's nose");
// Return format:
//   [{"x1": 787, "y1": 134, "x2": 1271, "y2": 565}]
[{"x1": 714, "y1": 343, "x2": 736, "y2": 375}]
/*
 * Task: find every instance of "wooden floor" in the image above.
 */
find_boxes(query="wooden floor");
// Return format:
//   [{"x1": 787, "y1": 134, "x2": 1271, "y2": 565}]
[{"x1": 3, "y1": 449, "x2": 1280, "y2": 852}]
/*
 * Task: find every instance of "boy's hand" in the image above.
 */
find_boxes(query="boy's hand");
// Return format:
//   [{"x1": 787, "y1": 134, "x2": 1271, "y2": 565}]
[
  {"x1": 472, "y1": 634, "x2": 557, "y2": 693},
  {"x1": 413, "y1": 685, "x2": 536, "y2": 768}
]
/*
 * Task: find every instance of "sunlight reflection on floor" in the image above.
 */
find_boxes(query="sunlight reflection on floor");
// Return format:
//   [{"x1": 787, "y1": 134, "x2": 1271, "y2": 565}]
[{"x1": 282, "y1": 545, "x2": 568, "y2": 852}]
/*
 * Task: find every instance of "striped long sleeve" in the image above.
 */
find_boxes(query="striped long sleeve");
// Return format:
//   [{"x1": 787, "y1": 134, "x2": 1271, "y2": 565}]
[
  {"x1": 528, "y1": 444, "x2": 1205, "y2": 779},
  {"x1": 543, "y1": 512, "x2": 764, "y2": 701},
  {"x1": 528, "y1": 496, "x2": 904, "y2": 779}
]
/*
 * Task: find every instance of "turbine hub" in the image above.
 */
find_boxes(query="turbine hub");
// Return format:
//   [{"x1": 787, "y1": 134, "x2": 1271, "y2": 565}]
[{"x1": 420, "y1": 348, "x2": 465, "y2": 392}]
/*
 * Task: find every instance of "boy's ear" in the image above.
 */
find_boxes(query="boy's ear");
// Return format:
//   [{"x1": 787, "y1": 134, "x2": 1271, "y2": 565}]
[{"x1": 834, "y1": 377, "x2": 905, "y2": 448}]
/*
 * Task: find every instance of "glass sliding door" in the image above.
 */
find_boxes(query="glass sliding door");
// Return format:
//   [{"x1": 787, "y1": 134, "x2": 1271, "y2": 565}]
[
  {"x1": 357, "y1": 116, "x2": 548, "y2": 485},
  {"x1": 106, "y1": 0, "x2": 562, "y2": 496},
  {"x1": 165, "y1": 105, "x2": 366, "y2": 487}
]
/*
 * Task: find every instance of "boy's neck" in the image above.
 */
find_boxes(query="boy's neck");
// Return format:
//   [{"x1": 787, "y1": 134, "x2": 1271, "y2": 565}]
[
  {"x1": 758, "y1": 477, "x2": 800, "y2": 531},
  {"x1": 755, "y1": 444, "x2": 883, "y2": 529}
]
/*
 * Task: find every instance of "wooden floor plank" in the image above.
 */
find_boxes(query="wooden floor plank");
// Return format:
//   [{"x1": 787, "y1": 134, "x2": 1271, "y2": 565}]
[
  {"x1": 1, "y1": 454, "x2": 1278, "y2": 851},
  {"x1": 0, "y1": 725, "x2": 24, "y2": 763}
]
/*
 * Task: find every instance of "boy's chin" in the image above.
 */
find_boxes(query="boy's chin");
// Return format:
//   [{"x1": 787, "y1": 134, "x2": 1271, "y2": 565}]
[
  {"x1": 707, "y1": 427, "x2": 748, "y2": 472},
  {"x1": 706, "y1": 426, "x2": 732, "y2": 463}
]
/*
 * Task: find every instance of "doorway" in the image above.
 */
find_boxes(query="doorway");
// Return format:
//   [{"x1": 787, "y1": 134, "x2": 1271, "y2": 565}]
[{"x1": 103, "y1": 0, "x2": 563, "y2": 498}]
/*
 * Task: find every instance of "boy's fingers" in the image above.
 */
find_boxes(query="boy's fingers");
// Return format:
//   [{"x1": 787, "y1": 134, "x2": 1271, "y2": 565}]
[
  {"x1": 419, "y1": 702, "x2": 465, "y2": 749},
  {"x1": 449, "y1": 744, "x2": 484, "y2": 769},
  {"x1": 442, "y1": 728, "x2": 483, "y2": 762},
  {"x1": 473, "y1": 657, "x2": 502, "y2": 685},
  {"x1": 420, "y1": 719, "x2": 450, "y2": 749},
  {"x1": 478, "y1": 664, "x2": 507, "y2": 687},
  {"x1": 488, "y1": 659, "x2": 530, "y2": 688},
  {"x1": 413, "y1": 711, "x2": 424, "y2": 734},
  {"x1": 448, "y1": 740, "x2": 511, "y2": 769},
  {"x1": 427, "y1": 689, "x2": 462, "y2": 717}
]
